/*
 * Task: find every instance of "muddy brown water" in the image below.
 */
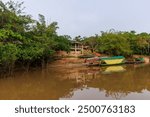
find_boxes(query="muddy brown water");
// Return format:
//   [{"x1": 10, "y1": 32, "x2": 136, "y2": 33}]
[{"x1": 0, "y1": 61, "x2": 150, "y2": 100}]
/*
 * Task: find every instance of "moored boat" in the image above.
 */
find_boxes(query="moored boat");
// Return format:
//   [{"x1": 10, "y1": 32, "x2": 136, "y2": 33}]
[
  {"x1": 125, "y1": 57, "x2": 145, "y2": 64},
  {"x1": 84, "y1": 57, "x2": 100, "y2": 66},
  {"x1": 100, "y1": 56, "x2": 125, "y2": 66}
]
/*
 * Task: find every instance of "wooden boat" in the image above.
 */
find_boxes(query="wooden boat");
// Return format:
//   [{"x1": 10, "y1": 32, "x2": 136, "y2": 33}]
[
  {"x1": 84, "y1": 57, "x2": 100, "y2": 66},
  {"x1": 100, "y1": 56, "x2": 125, "y2": 66},
  {"x1": 78, "y1": 54, "x2": 95, "y2": 58},
  {"x1": 125, "y1": 57, "x2": 145, "y2": 64}
]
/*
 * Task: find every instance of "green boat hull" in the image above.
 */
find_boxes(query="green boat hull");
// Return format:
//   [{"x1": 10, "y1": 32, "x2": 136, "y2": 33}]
[{"x1": 100, "y1": 56, "x2": 125, "y2": 66}]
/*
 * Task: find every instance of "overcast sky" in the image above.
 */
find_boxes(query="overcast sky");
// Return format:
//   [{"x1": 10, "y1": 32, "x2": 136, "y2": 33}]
[{"x1": 3, "y1": 0, "x2": 150, "y2": 37}]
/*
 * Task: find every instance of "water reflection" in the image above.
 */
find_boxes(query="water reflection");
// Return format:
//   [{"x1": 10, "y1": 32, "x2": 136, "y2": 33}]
[
  {"x1": 101, "y1": 66, "x2": 126, "y2": 74},
  {"x1": 0, "y1": 62, "x2": 150, "y2": 100}
]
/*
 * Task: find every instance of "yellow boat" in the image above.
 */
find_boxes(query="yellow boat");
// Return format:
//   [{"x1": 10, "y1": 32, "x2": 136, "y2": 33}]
[{"x1": 100, "y1": 56, "x2": 125, "y2": 66}]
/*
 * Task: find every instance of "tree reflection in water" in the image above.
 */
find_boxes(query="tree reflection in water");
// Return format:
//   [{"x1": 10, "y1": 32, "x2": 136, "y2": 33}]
[
  {"x1": 61, "y1": 64, "x2": 150, "y2": 99},
  {"x1": 0, "y1": 62, "x2": 150, "y2": 100}
]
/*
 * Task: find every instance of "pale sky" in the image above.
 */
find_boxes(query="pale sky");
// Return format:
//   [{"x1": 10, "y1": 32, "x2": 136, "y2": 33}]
[{"x1": 3, "y1": 0, "x2": 150, "y2": 37}]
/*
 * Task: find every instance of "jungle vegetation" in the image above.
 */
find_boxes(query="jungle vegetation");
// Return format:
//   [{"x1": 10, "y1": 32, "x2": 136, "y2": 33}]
[
  {"x1": 0, "y1": 0, "x2": 71, "y2": 72},
  {"x1": 0, "y1": 0, "x2": 150, "y2": 73},
  {"x1": 83, "y1": 29, "x2": 150, "y2": 57}
]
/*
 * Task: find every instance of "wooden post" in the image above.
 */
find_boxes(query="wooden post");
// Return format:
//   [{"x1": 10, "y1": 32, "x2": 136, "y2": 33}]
[
  {"x1": 81, "y1": 45, "x2": 84, "y2": 54},
  {"x1": 75, "y1": 43, "x2": 77, "y2": 54}
]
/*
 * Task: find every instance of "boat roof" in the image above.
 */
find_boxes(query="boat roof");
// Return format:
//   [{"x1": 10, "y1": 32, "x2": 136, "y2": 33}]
[{"x1": 100, "y1": 56, "x2": 125, "y2": 60}]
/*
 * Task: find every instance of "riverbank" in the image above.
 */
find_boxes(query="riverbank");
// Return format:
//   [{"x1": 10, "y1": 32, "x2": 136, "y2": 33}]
[
  {"x1": 58, "y1": 54, "x2": 150, "y2": 64},
  {"x1": 0, "y1": 54, "x2": 149, "y2": 79}
]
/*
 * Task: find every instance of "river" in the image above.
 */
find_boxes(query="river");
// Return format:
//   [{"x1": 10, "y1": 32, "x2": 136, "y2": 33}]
[{"x1": 0, "y1": 59, "x2": 150, "y2": 100}]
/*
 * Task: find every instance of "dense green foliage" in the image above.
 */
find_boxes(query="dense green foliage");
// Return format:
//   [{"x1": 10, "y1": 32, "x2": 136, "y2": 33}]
[
  {"x1": 0, "y1": 0, "x2": 71, "y2": 71},
  {"x1": 83, "y1": 30, "x2": 150, "y2": 56}
]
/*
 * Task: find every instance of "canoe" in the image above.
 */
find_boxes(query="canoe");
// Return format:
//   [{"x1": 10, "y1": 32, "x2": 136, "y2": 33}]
[
  {"x1": 125, "y1": 57, "x2": 145, "y2": 64},
  {"x1": 100, "y1": 56, "x2": 125, "y2": 66},
  {"x1": 84, "y1": 57, "x2": 100, "y2": 66},
  {"x1": 78, "y1": 55, "x2": 95, "y2": 58}
]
